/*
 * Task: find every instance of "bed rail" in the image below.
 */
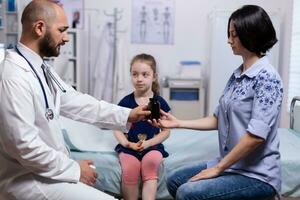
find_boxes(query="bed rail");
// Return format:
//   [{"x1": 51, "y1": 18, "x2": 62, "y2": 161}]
[{"x1": 290, "y1": 96, "x2": 300, "y2": 129}]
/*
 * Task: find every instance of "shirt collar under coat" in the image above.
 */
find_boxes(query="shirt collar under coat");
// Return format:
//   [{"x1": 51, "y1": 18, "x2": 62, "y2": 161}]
[
  {"x1": 15, "y1": 42, "x2": 44, "y2": 75},
  {"x1": 233, "y1": 56, "x2": 269, "y2": 79}
]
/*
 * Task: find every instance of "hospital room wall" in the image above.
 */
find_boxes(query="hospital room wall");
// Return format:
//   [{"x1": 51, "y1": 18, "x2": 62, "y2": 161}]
[
  {"x1": 82, "y1": 0, "x2": 292, "y2": 128},
  {"x1": 15, "y1": 0, "x2": 292, "y2": 127}
]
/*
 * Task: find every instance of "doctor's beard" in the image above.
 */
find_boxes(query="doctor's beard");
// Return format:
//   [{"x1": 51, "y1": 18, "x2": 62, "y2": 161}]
[{"x1": 39, "y1": 31, "x2": 60, "y2": 57}]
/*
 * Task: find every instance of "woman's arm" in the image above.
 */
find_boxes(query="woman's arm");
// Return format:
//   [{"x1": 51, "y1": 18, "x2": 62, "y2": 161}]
[
  {"x1": 179, "y1": 116, "x2": 218, "y2": 130},
  {"x1": 217, "y1": 132, "x2": 264, "y2": 171},
  {"x1": 190, "y1": 132, "x2": 264, "y2": 181},
  {"x1": 157, "y1": 110, "x2": 218, "y2": 130}
]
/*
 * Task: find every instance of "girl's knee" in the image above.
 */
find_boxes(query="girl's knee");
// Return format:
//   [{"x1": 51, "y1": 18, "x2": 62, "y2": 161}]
[
  {"x1": 142, "y1": 151, "x2": 162, "y2": 169},
  {"x1": 121, "y1": 162, "x2": 141, "y2": 184},
  {"x1": 142, "y1": 159, "x2": 161, "y2": 170},
  {"x1": 119, "y1": 153, "x2": 141, "y2": 184},
  {"x1": 141, "y1": 151, "x2": 163, "y2": 181}
]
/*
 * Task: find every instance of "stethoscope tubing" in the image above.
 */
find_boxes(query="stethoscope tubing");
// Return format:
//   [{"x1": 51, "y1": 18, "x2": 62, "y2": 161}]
[
  {"x1": 42, "y1": 64, "x2": 66, "y2": 93},
  {"x1": 15, "y1": 47, "x2": 50, "y2": 110}
]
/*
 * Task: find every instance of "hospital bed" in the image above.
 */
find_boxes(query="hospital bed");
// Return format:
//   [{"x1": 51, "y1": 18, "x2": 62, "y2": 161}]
[{"x1": 62, "y1": 96, "x2": 300, "y2": 199}]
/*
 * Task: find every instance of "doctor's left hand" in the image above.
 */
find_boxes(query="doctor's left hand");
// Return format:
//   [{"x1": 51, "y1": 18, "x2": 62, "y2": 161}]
[
  {"x1": 78, "y1": 160, "x2": 98, "y2": 186},
  {"x1": 128, "y1": 105, "x2": 151, "y2": 122}
]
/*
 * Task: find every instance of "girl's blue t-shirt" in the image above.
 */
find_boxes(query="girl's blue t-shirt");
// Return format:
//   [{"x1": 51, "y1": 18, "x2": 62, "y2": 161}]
[{"x1": 115, "y1": 92, "x2": 171, "y2": 160}]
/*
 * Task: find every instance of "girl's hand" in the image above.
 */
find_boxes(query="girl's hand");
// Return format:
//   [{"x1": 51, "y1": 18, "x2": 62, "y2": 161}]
[
  {"x1": 137, "y1": 140, "x2": 151, "y2": 152},
  {"x1": 189, "y1": 166, "x2": 222, "y2": 182},
  {"x1": 128, "y1": 141, "x2": 143, "y2": 151}
]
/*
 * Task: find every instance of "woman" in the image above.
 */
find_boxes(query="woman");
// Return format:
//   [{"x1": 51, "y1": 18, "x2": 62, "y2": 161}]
[{"x1": 156, "y1": 5, "x2": 283, "y2": 200}]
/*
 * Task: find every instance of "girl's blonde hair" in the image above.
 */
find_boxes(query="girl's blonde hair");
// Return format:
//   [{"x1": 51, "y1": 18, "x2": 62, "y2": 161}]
[{"x1": 130, "y1": 54, "x2": 160, "y2": 95}]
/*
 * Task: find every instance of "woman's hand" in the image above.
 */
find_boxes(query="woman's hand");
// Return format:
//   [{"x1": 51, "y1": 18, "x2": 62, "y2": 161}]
[
  {"x1": 148, "y1": 110, "x2": 180, "y2": 129},
  {"x1": 158, "y1": 110, "x2": 180, "y2": 128},
  {"x1": 189, "y1": 165, "x2": 223, "y2": 182}
]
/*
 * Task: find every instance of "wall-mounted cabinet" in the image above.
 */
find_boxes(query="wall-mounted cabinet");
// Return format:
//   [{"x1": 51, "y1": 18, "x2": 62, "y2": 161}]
[
  {"x1": 45, "y1": 29, "x2": 81, "y2": 91},
  {"x1": 0, "y1": 0, "x2": 18, "y2": 48}
]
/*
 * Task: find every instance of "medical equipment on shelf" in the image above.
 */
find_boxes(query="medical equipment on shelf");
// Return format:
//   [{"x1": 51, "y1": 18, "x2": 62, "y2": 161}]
[
  {"x1": 162, "y1": 78, "x2": 205, "y2": 119},
  {"x1": 15, "y1": 47, "x2": 66, "y2": 121},
  {"x1": 178, "y1": 60, "x2": 203, "y2": 79}
]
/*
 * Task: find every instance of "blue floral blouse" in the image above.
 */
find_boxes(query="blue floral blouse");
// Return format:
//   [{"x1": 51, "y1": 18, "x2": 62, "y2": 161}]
[{"x1": 211, "y1": 56, "x2": 283, "y2": 195}]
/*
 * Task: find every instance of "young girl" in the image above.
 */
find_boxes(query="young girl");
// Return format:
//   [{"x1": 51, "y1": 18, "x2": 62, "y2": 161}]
[{"x1": 114, "y1": 54, "x2": 170, "y2": 200}]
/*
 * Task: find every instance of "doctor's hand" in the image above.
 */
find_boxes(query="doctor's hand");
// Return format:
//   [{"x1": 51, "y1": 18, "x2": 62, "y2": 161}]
[
  {"x1": 128, "y1": 105, "x2": 151, "y2": 122},
  {"x1": 78, "y1": 160, "x2": 98, "y2": 186}
]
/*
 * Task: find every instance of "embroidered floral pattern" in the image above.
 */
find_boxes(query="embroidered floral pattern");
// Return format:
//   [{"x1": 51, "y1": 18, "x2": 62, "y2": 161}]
[
  {"x1": 224, "y1": 69, "x2": 283, "y2": 112},
  {"x1": 253, "y1": 70, "x2": 283, "y2": 111}
]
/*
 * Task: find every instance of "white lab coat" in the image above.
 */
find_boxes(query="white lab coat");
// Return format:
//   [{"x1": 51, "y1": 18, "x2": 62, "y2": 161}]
[
  {"x1": 91, "y1": 23, "x2": 114, "y2": 102},
  {"x1": 113, "y1": 31, "x2": 132, "y2": 104},
  {"x1": 91, "y1": 23, "x2": 132, "y2": 104},
  {"x1": 0, "y1": 43, "x2": 130, "y2": 199}
]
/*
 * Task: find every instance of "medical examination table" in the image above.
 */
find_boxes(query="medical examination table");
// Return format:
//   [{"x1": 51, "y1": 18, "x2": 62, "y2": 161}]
[{"x1": 61, "y1": 97, "x2": 300, "y2": 199}]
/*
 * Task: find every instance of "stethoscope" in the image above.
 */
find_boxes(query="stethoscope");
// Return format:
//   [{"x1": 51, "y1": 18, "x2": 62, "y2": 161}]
[{"x1": 15, "y1": 47, "x2": 66, "y2": 121}]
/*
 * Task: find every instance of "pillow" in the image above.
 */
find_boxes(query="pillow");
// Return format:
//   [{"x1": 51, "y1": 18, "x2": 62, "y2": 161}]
[
  {"x1": 59, "y1": 116, "x2": 118, "y2": 152},
  {"x1": 62, "y1": 129, "x2": 79, "y2": 151}
]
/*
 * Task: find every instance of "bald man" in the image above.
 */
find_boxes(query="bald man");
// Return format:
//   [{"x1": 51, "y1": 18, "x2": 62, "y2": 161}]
[{"x1": 0, "y1": 0, "x2": 150, "y2": 199}]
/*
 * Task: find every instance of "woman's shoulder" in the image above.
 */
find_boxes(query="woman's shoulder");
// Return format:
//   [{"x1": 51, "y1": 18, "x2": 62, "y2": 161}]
[
  {"x1": 253, "y1": 63, "x2": 283, "y2": 94},
  {"x1": 257, "y1": 64, "x2": 282, "y2": 84},
  {"x1": 248, "y1": 57, "x2": 281, "y2": 84}
]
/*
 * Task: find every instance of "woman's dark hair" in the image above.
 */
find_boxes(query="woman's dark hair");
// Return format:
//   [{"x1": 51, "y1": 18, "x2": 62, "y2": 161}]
[
  {"x1": 227, "y1": 5, "x2": 277, "y2": 56},
  {"x1": 130, "y1": 53, "x2": 160, "y2": 95}
]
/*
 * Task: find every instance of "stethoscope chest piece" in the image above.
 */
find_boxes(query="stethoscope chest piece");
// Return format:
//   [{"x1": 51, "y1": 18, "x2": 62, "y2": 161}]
[
  {"x1": 45, "y1": 108, "x2": 54, "y2": 120},
  {"x1": 15, "y1": 46, "x2": 63, "y2": 122}
]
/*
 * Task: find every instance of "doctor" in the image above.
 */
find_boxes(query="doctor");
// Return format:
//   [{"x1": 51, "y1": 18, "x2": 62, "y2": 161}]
[{"x1": 0, "y1": 0, "x2": 150, "y2": 199}]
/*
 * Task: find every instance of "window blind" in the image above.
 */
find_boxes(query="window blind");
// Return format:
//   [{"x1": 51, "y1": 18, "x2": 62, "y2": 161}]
[{"x1": 288, "y1": 0, "x2": 300, "y2": 108}]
